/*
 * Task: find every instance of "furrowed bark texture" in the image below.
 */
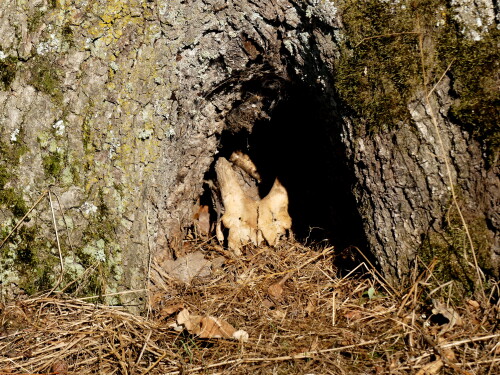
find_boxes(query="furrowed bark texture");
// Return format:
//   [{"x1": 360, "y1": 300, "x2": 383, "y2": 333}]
[{"x1": 0, "y1": 0, "x2": 497, "y2": 301}]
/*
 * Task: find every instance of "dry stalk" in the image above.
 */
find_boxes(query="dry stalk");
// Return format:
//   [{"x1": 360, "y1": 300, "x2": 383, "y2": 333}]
[
  {"x1": 48, "y1": 190, "x2": 64, "y2": 292},
  {"x1": 1, "y1": 242, "x2": 498, "y2": 375},
  {"x1": 0, "y1": 190, "x2": 48, "y2": 250}
]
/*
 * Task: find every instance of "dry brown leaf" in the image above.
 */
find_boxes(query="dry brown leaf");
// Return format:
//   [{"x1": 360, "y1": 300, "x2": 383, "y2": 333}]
[
  {"x1": 262, "y1": 299, "x2": 275, "y2": 309},
  {"x1": 216, "y1": 156, "x2": 292, "y2": 253},
  {"x1": 466, "y1": 299, "x2": 480, "y2": 310},
  {"x1": 160, "y1": 303, "x2": 185, "y2": 317},
  {"x1": 268, "y1": 273, "x2": 292, "y2": 299},
  {"x1": 176, "y1": 309, "x2": 248, "y2": 342},
  {"x1": 177, "y1": 308, "x2": 202, "y2": 334},
  {"x1": 344, "y1": 310, "x2": 362, "y2": 320},
  {"x1": 415, "y1": 358, "x2": 443, "y2": 375},
  {"x1": 163, "y1": 251, "x2": 212, "y2": 284},
  {"x1": 51, "y1": 360, "x2": 69, "y2": 374},
  {"x1": 437, "y1": 337, "x2": 456, "y2": 362},
  {"x1": 199, "y1": 316, "x2": 236, "y2": 339},
  {"x1": 196, "y1": 205, "x2": 210, "y2": 235},
  {"x1": 305, "y1": 300, "x2": 316, "y2": 315},
  {"x1": 268, "y1": 281, "x2": 284, "y2": 299},
  {"x1": 432, "y1": 300, "x2": 463, "y2": 330}
]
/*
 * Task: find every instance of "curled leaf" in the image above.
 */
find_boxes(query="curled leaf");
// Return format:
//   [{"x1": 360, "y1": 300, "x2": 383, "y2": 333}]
[{"x1": 176, "y1": 309, "x2": 249, "y2": 342}]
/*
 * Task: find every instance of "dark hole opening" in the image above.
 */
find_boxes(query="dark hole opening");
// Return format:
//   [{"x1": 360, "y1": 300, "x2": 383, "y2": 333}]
[{"x1": 204, "y1": 82, "x2": 372, "y2": 271}]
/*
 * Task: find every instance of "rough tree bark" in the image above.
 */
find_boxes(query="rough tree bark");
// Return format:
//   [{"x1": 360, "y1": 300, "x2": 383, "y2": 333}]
[{"x1": 0, "y1": 0, "x2": 497, "y2": 303}]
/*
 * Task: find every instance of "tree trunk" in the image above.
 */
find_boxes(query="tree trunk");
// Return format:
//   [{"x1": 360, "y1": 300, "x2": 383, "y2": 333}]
[{"x1": 0, "y1": 0, "x2": 497, "y2": 303}]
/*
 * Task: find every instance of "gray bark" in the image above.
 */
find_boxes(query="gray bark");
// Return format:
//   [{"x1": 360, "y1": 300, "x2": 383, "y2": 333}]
[{"x1": 0, "y1": 0, "x2": 497, "y2": 303}]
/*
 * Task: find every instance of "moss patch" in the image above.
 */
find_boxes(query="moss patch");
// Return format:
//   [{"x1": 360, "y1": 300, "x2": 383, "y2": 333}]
[
  {"x1": 0, "y1": 225, "x2": 58, "y2": 295},
  {"x1": 0, "y1": 186, "x2": 28, "y2": 218},
  {"x1": 0, "y1": 56, "x2": 18, "y2": 90},
  {"x1": 29, "y1": 56, "x2": 63, "y2": 104},
  {"x1": 436, "y1": 26, "x2": 499, "y2": 162},
  {"x1": 42, "y1": 152, "x2": 63, "y2": 179},
  {"x1": 0, "y1": 135, "x2": 29, "y2": 218},
  {"x1": 418, "y1": 203, "x2": 494, "y2": 299},
  {"x1": 335, "y1": 0, "x2": 499, "y2": 157}
]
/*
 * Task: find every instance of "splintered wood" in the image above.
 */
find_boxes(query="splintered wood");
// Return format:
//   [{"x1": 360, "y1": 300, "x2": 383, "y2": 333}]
[{"x1": 215, "y1": 153, "x2": 292, "y2": 254}]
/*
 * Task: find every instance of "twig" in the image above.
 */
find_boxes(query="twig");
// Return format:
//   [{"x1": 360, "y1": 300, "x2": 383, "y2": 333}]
[
  {"x1": 50, "y1": 190, "x2": 75, "y2": 252},
  {"x1": 146, "y1": 207, "x2": 153, "y2": 319},
  {"x1": 440, "y1": 334, "x2": 500, "y2": 349},
  {"x1": 136, "y1": 329, "x2": 153, "y2": 366},
  {"x1": 427, "y1": 60, "x2": 455, "y2": 98},
  {"x1": 352, "y1": 246, "x2": 399, "y2": 296},
  {"x1": 78, "y1": 289, "x2": 148, "y2": 301},
  {"x1": 140, "y1": 351, "x2": 168, "y2": 375},
  {"x1": 163, "y1": 340, "x2": 381, "y2": 374},
  {"x1": 355, "y1": 31, "x2": 421, "y2": 47},
  {"x1": 48, "y1": 190, "x2": 64, "y2": 292},
  {"x1": 0, "y1": 190, "x2": 48, "y2": 249}
]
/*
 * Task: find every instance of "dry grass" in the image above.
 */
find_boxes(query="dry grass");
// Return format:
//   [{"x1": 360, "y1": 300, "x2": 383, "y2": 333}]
[{"x1": 1, "y1": 240, "x2": 499, "y2": 374}]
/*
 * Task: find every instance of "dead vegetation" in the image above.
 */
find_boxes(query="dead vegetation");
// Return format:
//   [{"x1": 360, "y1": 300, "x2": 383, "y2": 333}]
[{"x1": 1, "y1": 240, "x2": 498, "y2": 374}]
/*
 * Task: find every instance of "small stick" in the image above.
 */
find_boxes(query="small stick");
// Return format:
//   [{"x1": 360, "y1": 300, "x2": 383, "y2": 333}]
[
  {"x1": 140, "y1": 351, "x2": 168, "y2": 375},
  {"x1": 48, "y1": 190, "x2": 64, "y2": 292},
  {"x1": 136, "y1": 329, "x2": 153, "y2": 366},
  {"x1": 0, "y1": 190, "x2": 48, "y2": 249},
  {"x1": 355, "y1": 31, "x2": 421, "y2": 47}
]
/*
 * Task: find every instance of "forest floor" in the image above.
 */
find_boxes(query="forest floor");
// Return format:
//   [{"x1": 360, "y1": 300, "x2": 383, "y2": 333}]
[{"x1": 0, "y1": 239, "x2": 498, "y2": 374}]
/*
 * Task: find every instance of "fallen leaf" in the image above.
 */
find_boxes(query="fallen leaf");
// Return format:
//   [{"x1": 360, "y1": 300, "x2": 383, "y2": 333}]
[
  {"x1": 195, "y1": 205, "x2": 210, "y2": 235},
  {"x1": 215, "y1": 156, "x2": 292, "y2": 252},
  {"x1": 437, "y1": 337, "x2": 457, "y2": 363},
  {"x1": 415, "y1": 358, "x2": 443, "y2": 375},
  {"x1": 163, "y1": 251, "x2": 212, "y2": 284},
  {"x1": 199, "y1": 316, "x2": 236, "y2": 339},
  {"x1": 431, "y1": 299, "x2": 463, "y2": 330},
  {"x1": 177, "y1": 308, "x2": 202, "y2": 334},
  {"x1": 262, "y1": 299, "x2": 275, "y2": 309},
  {"x1": 268, "y1": 282, "x2": 284, "y2": 299},
  {"x1": 344, "y1": 310, "x2": 362, "y2": 320},
  {"x1": 160, "y1": 303, "x2": 185, "y2": 318},
  {"x1": 176, "y1": 309, "x2": 249, "y2": 342},
  {"x1": 51, "y1": 360, "x2": 68, "y2": 374},
  {"x1": 268, "y1": 273, "x2": 292, "y2": 299},
  {"x1": 305, "y1": 300, "x2": 316, "y2": 315},
  {"x1": 466, "y1": 299, "x2": 480, "y2": 310}
]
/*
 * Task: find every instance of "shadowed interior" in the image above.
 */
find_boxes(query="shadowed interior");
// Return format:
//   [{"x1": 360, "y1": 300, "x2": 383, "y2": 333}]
[{"x1": 202, "y1": 82, "x2": 371, "y2": 270}]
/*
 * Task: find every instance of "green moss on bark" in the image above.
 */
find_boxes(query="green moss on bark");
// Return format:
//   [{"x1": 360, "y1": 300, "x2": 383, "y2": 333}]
[
  {"x1": 335, "y1": 0, "x2": 499, "y2": 157},
  {"x1": 418, "y1": 203, "x2": 494, "y2": 299},
  {"x1": 436, "y1": 26, "x2": 499, "y2": 163},
  {"x1": 0, "y1": 56, "x2": 18, "y2": 90},
  {"x1": 0, "y1": 132, "x2": 29, "y2": 218},
  {"x1": 42, "y1": 152, "x2": 63, "y2": 178},
  {"x1": 29, "y1": 56, "x2": 63, "y2": 104}
]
